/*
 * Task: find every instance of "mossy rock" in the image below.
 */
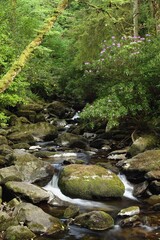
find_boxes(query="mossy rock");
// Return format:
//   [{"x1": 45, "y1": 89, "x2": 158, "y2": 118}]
[
  {"x1": 122, "y1": 150, "x2": 160, "y2": 173},
  {"x1": 128, "y1": 134, "x2": 158, "y2": 157},
  {"x1": 64, "y1": 205, "x2": 79, "y2": 218},
  {"x1": 5, "y1": 225, "x2": 36, "y2": 240},
  {"x1": 58, "y1": 164, "x2": 125, "y2": 200},
  {"x1": 74, "y1": 211, "x2": 114, "y2": 230}
]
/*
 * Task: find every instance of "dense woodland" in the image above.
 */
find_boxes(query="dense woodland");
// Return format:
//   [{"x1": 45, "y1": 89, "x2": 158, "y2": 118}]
[{"x1": 0, "y1": 0, "x2": 160, "y2": 130}]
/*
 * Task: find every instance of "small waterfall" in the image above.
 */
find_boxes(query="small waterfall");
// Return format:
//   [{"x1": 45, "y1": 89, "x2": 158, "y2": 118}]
[{"x1": 118, "y1": 174, "x2": 138, "y2": 201}]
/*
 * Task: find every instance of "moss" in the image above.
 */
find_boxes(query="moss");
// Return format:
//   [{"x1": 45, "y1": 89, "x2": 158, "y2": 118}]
[{"x1": 59, "y1": 164, "x2": 125, "y2": 199}]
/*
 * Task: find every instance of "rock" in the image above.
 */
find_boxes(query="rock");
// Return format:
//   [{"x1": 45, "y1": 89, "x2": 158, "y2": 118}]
[
  {"x1": 145, "y1": 195, "x2": 160, "y2": 205},
  {"x1": 121, "y1": 150, "x2": 160, "y2": 173},
  {"x1": 58, "y1": 164, "x2": 125, "y2": 200},
  {"x1": 12, "y1": 143, "x2": 30, "y2": 149},
  {"x1": 16, "y1": 110, "x2": 37, "y2": 122},
  {"x1": 149, "y1": 180, "x2": 160, "y2": 194},
  {"x1": 0, "y1": 144, "x2": 13, "y2": 155},
  {"x1": 127, "y1": 134, "x2": 158, "y2": 157},
  {"x1": 10, "y1": 149, "x2": 38, "y2": 163},
  {"x1": 10, "y1": 122, "x2": 58, "y2": 141},
  {"x1": 74, "y1": 211, "x2": 114, "y2": 230},
  {"x1": 18, "y1": 103, "x2": 44, "y2": 112},
  {"x1": 16, "y1": 159, "x2": 54, "y2": 186},
  {"x1": 7, "y1": 131, "x2": 34, "y2": 144},
  {"x1": 119, "y1": 215, "x2": 140, "y2": 228},
  {"x1": 47, "y1": 101, "x2": 75, "y2": 118},
  {"x1": 118, "y1": 206, "x2": 140, "y2": 217},
  {"x1": 5, "y1": 226, "x2": 36, "y2": 240},
  {"x1": 145, "y1": 170, "x2": 160, "y2": 180},
  {"x1": 0, "y1": 135, "x2": 8, "y2": 145},
  {"x1": 64, "y1": 205, "x2": 79, "y2": 219},
  {"x1": 133, "y1": 181, "x2": 149, "y2": 198},
  {"x1": 5, "y1": 181, "x2": 50, "y2": 203},
  {"x1": 0, "y1": 166, "x2": 22, "y2": 184},
  {"x1": 0, "y1": 211, "x2": 19, "y2": 231},
  {"x1": 56, "y1": 132, "x2": 89, "y2": 150},
  {"x1": 13, "y1": 202, "x2": 64, "y2": 235}
]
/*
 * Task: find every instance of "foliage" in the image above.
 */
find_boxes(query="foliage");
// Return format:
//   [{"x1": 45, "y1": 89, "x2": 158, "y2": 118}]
[{"x1": 77, "y1": 35, "x2": 160, "y2": 129}]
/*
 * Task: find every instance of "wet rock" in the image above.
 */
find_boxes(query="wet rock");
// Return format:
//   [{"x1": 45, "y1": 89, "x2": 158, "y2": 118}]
[
  {"x1": 96, "y1": 162, "x2": 119, "y2": 174},
  {"x1": 142, "y1": 212, "x2": 160, "y2": 228},
  {"x1": 64, "y1": 205, "x2": 79, "y2": 218},
  {"x1": 118, "y1": 206, "x2": 140, "y2": 217},
  {"x1": 127, "y1": 134, "x2": 158, "y2": 157},
  {"x1": 5, "y1": 181, "x2": 50, "y2": 203},
  {"x1": 74, "y1": 211, "x2": 114, "y2": 230},
  {"x1": 119, "y1": 215, "x2": 140, "y2": 228},
  {"x1": 56, "y1": 132, "x2": 89, "y2": 150},
  {"x1": 107, "y1": 149, "x2": 128, "y2": 161},
  {"x1": 18, "y1": 103, "x2": 44, "y2": 112},
  {"x1": 133, "y1": 181, "x2": 149, "y2": 198},
  {"x1": 121, "y1": 150, "x2": 160, "y2": 173},
  {"x1": 58, "y1": 164, "x2": 125, "y2": 200},
  {"x1": 13, "y1": 202, "x2": 64, "y2": 235},
  {"x1": 5, "y1": 225, "x2": 36, "y2": 240}
]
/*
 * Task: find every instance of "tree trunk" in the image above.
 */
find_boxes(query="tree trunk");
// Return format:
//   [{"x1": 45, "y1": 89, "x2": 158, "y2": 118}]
[
  {"x1": 0, "y1": 0, "x2": 68, "y2": 93},
  {"x1": 150, "y1": 0, "x2": 160, "y2": 34},
  {"x1": 133, "y1": 0, "x2": 139, "y2": 37}
]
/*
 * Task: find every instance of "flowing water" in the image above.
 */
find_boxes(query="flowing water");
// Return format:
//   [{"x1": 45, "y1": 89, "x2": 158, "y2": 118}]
[{"x1": 35, "y1": 112, "x2": 160, "y2": 239}]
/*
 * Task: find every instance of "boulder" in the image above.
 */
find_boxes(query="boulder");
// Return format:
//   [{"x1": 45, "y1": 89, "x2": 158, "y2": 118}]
[
  {"x1": 0, "y1": 212, "x2": 19, "y2": 231},
  {"x1": 47, "y1": 101, "x2": 75, "y2": 118},
  {"x1": 7, "y1": 131, "x2": 34, "y2": 144},
  {"x1": 58, "y1": 164, "x2": 125, "y2": 200},
  {"x1": 0, "y1": 166, "x2": 22, "y2": 184},
  {"x1": 119, "y1": 215, "x2": 140, "y2": 228},
  {"x1": 121, "y1": 150, "x2": 160, "y2": 173},
  {"x1": 118, "y1": 206, "x2": 140, "y2": 217},
  {"x1": 56, "y1": 132, "x2": 89, "y2": 150},
  {"x1": 145, "y1": 170, "x2": 160, "y2": 180},
  {"x1": 13, "y1": 202, "x2": 64, "y2": 234},
  {"x1": 5, "y1": 181, "x2": 50, "y2": 203},
  {"x1": 8, "y1": 122, "x2": 58, "y2": 142},
  {"x1": 74, "y1": 211, "x2": 114, "y2": 230},
  {"x1": 0, "y1": 135, "x2": 8, "y2": 145},
  {"x1": 5, "y1": 226, "x2": 36, "y2": 240},
  {"x1": 128, "y1": 134, "x2": 158, "y2": 157},
  {"x1": 64, "y1": 205, "x2": 79, "y2": 219}
]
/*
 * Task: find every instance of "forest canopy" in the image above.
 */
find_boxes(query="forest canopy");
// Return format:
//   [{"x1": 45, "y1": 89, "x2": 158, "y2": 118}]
[{"x1": 0, "y1": 0, "x2": 160, "y2": 129}]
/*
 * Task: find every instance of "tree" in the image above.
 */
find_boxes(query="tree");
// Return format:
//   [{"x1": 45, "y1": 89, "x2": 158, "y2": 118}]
[
  {"x1": 0, "y1": 0, "x2": 68, "y2": 94},
  {"x1": 133, "y1": 0, "x2": 139, "y2": 36}
]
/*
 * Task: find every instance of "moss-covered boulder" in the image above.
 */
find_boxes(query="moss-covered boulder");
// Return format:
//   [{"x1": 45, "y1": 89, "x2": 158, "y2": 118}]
[
  {"x1": 13, "y1": 202, "x2": 64, "y2": 235},
  {"x1": 8, "y1": 122, "x2": 58, "y2": 142},
  {"x1": 0, "y1": 166, "x2": 22, "y2": 184},
  {"x1": 58, "y1": 164, "x2": 125, "y2": 200},
  {"x1": 5, "y1": 226, "x2": 36, "y2": 240},
  {"x1": 56, "y1": 132, "x2": 89, "y2": 150},
  {"x1": 47, "y1": 101, "x2": 75, "y2": 118},
  {"x1": 0, "y1": 212, "x2": 19, "y2": 231},
  {"x1": 121, "y1": 150, "x2": 160, "y2": 173},
  {"x1": 128, "y1": 134, "x2": 158, "y2": 157},
  {"x1": 74, "y1": 211, "x2": 114, "y2": 230},
  {"x1": 118, "y1": 206, "x2": 140, "y2": 217},
  {"x1": 64, "y1": 205, "x2": 80, "y2": 219}
]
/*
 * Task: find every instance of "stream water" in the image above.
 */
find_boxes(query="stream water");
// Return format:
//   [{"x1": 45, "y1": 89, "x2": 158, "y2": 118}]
[{"x1": 34, "y1": 113, "x2": 160, "y2": 240}]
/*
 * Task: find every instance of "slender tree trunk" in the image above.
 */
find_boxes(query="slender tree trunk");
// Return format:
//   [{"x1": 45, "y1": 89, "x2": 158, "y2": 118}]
[
  {"x1": 150, "y1": 0, "x2": 160, "y2": 34},
  {"x1": 0, "y1": 0, "x2": 68, "y2": 93},
  {"x1": 133, "y1": 0, "x2": 139, "y2": 36}
]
